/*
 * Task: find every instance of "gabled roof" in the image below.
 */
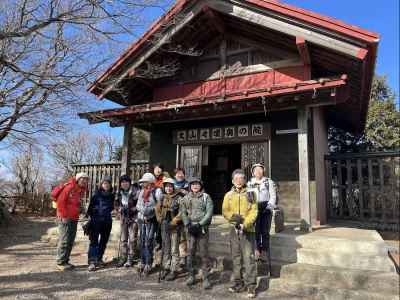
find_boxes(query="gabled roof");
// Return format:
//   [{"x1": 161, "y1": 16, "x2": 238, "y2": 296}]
[
  {"x1": 86, "y1": 0, "x2": 379, "y2": 132},
  {"x1": 89, "y1": 0, "x2": 378, "y2": 96}
]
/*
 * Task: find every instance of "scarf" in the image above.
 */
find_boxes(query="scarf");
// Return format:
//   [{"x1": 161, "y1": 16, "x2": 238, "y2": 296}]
[
  {"x1": 174, "y1": 179, "x2": 188, "y2": 189},
  {"x1": 155, "y1": 175, "x2": 164, "y2": 188}
]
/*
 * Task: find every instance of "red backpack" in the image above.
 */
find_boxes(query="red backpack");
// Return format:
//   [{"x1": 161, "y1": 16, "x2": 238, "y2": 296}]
[
  {"x1": 50, "y1": 181, "x2": 73, "y2": 208},
  {"x1": 51, "y1": 182, "x2": 65, "y2": 200}
]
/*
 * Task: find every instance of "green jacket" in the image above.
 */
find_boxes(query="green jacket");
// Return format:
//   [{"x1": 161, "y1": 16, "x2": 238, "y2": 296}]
[{"x1": 180, "y1": 191, "x2": 213, "y2": 229}]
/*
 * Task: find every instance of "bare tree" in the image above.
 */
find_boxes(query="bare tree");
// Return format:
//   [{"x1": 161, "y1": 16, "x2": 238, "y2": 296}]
[
  {"x1": 49, "y1": 130, "x2": 120, "y2": 177},
  {"x1": 0, "y1": 0, "x2": 167, "y2": 146},
  {"x1": 7, "y1": 145, "x2": 49, "y2": 211}
]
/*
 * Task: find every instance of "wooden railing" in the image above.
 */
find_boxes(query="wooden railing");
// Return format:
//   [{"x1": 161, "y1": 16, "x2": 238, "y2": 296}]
[
  {"x1": 72, "y1": 160, "x2": 149, "y2": 202},
  {"x1": 325, "y1": 151, "x2": 400, "y2": 231}
]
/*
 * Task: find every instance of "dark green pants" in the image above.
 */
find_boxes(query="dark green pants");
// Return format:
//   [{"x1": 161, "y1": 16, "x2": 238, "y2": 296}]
[
  {"x1": 230, "y1": 227, "x2": 257, "y2": 288},
  {"x1": 187, "y1": 230, "x2": 210, "y2": 279},
  {"x1": 56, "y1": 219, "x2": 78, "y2": 265}
]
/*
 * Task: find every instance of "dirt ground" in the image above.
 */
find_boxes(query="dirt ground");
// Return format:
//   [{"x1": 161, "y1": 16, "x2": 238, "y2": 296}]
[{"x1": 0, "y1": 216, "x2": 303, "y2": 300}]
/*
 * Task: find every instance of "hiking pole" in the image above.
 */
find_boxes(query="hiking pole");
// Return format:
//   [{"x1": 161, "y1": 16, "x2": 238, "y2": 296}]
[
  {"x1": 117, "y1": 217, "x2": 123, "y2": 265},
  {"x1": 158, "y1": 221, "x2": 166, "y2": 283},
  {"x1": 138, "y1": 221, "x2": 145, "y2": 280}
]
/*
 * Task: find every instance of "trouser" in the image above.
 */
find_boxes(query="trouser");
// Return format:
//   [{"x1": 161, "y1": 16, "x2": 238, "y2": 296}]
[
  {"x1": 161, "y1": 223, "x2": 181, "y2": 272},
  {"x1": 88, "y1": 219, "x2": 112, "y2": 264},
  {"x1": 139, "y1": 220, "x2": 156, "y2": 266},
  {"x1": 56, "y1": 219, "x2": 78, "y2": 265},
  {"x1": 230, "y1": 227, "x2": 257, "y2": 288},
  {"x1": 155, "y1": 221, "x2": 162, "y2": 248},
  {"x1": 179, "y1": 229, "x2": 188, "y2": 261},
  {"x1": 187, "y1": 230, "x2": 210, "y2": 279},
  {"x1": 255, "y1": 207, "x2": 273, "y2": 252},
  {"x1": 120, "y1": 219, "x2": 138, "y2": 258}
]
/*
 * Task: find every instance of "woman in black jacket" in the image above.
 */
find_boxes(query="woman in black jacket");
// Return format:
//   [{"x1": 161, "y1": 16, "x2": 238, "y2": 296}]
[
  {"x1": 114, "y1": 175, "x2": 140, "y2": 267},
  {"x1": 86, "y1": 176, "x2": 114, "y2": 272}
]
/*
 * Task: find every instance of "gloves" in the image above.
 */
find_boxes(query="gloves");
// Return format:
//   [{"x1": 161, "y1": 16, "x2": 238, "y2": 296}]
[
  {"x1": 230, "y1": 214, "x2": 243, "y2": 225},
  {"x1": 82, "y1": 219, "x2": 92, "y2": 236}
]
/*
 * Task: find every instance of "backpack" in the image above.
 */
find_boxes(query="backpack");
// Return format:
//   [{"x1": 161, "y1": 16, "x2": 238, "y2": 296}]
[
  {"x1": 50, "y1": 182, "x2": 71, "y2": 209},
  {"x1": 50, "y1": 182, "x2": 69, "y2": 201}
]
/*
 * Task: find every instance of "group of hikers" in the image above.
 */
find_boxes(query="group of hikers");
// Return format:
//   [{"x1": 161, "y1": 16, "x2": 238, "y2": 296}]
[{"x1": 52, "y1": 163, "x2": 277, "y2": 298}]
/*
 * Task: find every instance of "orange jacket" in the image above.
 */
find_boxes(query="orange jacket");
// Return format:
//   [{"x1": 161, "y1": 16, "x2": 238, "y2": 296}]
[{"x1": 56, "y1": 178, "x2": 86, "y2": 221}]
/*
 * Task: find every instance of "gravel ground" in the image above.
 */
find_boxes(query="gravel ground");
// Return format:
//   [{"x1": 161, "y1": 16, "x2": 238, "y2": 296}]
[{"x1": 0, "y1": 217, "x2": 304, "y2": 300}]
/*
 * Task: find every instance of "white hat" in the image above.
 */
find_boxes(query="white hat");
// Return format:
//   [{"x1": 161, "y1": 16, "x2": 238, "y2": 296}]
[
  {"x1": 138, "y1": 173, "x2": 156, "y2": 183},
  {"x1": 162, "y1": 178, "x2": 176, "y2": 185},
  {"x1": 76, "y1": 172, "x2": 89, "y2": 181},
  {"x1": 251, "y1": 163, "x2": 265, "y2": 175}
]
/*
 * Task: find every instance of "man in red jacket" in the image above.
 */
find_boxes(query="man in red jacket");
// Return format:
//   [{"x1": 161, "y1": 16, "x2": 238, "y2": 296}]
[{"x1": 55, "y1": 172, "x2": 88, "y2": 271}]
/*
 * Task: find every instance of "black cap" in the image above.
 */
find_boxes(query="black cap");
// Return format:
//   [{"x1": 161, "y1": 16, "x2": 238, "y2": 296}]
[{"x1": 119, "y1": 174, "x2": 132, "y2": 184}]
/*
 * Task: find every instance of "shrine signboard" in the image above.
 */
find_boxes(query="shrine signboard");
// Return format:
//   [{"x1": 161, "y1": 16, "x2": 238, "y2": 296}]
[{"x1": 173, "y1": 123, "x2": 270, "y2": 145}]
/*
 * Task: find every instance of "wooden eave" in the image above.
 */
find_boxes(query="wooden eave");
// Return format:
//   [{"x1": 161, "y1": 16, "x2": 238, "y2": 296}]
[{"x1": 80, "y1": 75, "x2": 349, "y2": 127}]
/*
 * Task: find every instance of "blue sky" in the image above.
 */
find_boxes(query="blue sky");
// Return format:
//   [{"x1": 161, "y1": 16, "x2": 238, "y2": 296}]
[
  {"x1": 0, "y1": 0, "x2": 398, "y2": 176},
  {"x1": 84, "y1": 0, "x2": 399, "y2": 143}
]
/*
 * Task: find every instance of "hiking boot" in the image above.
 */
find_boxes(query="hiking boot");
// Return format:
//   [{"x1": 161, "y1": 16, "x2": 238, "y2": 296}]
[
  {"x1": 179, "y1": 257, "x2": 186, "y2": 268},
  {"x1": 88, "y1": 263, "x2": 96, "y2": 272},
  {"x1": 229, "y1": 282, "x2": 245, "y2": 293},
  {"x1": 160, "y1": 269, "x2": 169, "y2": 280},
  {"x1": 65, "y1": 262, "x2": 75, "y2": 269},
  {"x1": 247, "y1": 286, "x2": 257, "y2": 298},
  {"x1": 202, "y1": 278, "x2": 211, "y2": 290},
  {"x1": 143, "y1": 264, "x2": 151, "y2": 276},
  {"x1": 124, "y1": 260, "x2": 134, "y2": 268},
  {"x1": 137, "y1": 263, "x2": 144, "y2": 274},
  {"x1": 185, "y1": 275, "x2": 196, "y2": 286},
  {"x1": 255, "y1": 249, "x2": 261, "y2": 261},
  {"x1": 97, "y1": 259, "x2": 106, "y2": 267},
  {"x1": 165, "y1": 271, "x2": 177, "y2": 281},
  {"x1": 116, "y1": 258, "x2": 127, "y2": 268},
  {"x1": 57, "y1": 263, "x2": 73, "y2": 271},
  {"x1": 124, "y1": 256, "x2": 134, "y2": 268}
]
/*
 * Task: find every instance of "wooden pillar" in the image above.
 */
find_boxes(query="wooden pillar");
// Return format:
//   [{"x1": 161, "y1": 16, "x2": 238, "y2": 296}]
[
  {"x1": 121, "y1": 123, "x2": 133, "y2": 176},
  {"x1": 297, "y1": 107, "x2": 312, "y2": 231},
  {"x1": 313, "y1": 107, "x2": 328, "y2": 225}
]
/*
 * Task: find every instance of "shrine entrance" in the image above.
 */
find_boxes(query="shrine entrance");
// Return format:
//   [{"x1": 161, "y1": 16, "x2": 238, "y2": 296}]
[
  {"x1": 176, "y1": 124, "x2": 271, "y2": 214},
  {"x1": 203, "y1": 144, "x2": 241, "y2": 214}
]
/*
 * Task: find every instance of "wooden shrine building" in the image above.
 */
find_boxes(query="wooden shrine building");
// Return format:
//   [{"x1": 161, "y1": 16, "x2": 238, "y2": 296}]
[{"x1": 80, "y1": 0, "x2": 379, "y2": 229}]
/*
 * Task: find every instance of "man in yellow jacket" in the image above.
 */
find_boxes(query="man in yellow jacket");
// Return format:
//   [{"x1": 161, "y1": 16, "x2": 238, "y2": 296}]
[{"x1": 222, "y1": 169, "x2": 258, "y2": 298}]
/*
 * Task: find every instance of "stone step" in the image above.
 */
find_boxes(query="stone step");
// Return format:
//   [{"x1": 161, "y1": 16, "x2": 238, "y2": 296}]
[
  {"x1": 279, "y1": 263, "x2": 400, "y2": 295},
  {"x1": 272, "y1": 234, "x2": 389, "y2": 255},
  {"x1": 268, "y1": 279, "x2": 399, "y2": 300},
  {"x1": 209, "y1": 226, "x2": 390, "y2": 256},
  {"x1": 297, "y1": 248, "x2": 396, "y2": 273},
  {"x1": 270, "y1": 229, "x2": 390, "y2": 256}
]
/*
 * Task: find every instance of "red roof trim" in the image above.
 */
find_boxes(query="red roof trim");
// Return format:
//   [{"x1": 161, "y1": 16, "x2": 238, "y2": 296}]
[
  {"x1": 81, "y1": 75, "x2": 348, "y2": 122},
  {"x1": 88, "y1": 0, "x2": 379, "y2": 93},
  {"x1": 246, "y1": 0, "x2": 379, "y2": 42}
]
